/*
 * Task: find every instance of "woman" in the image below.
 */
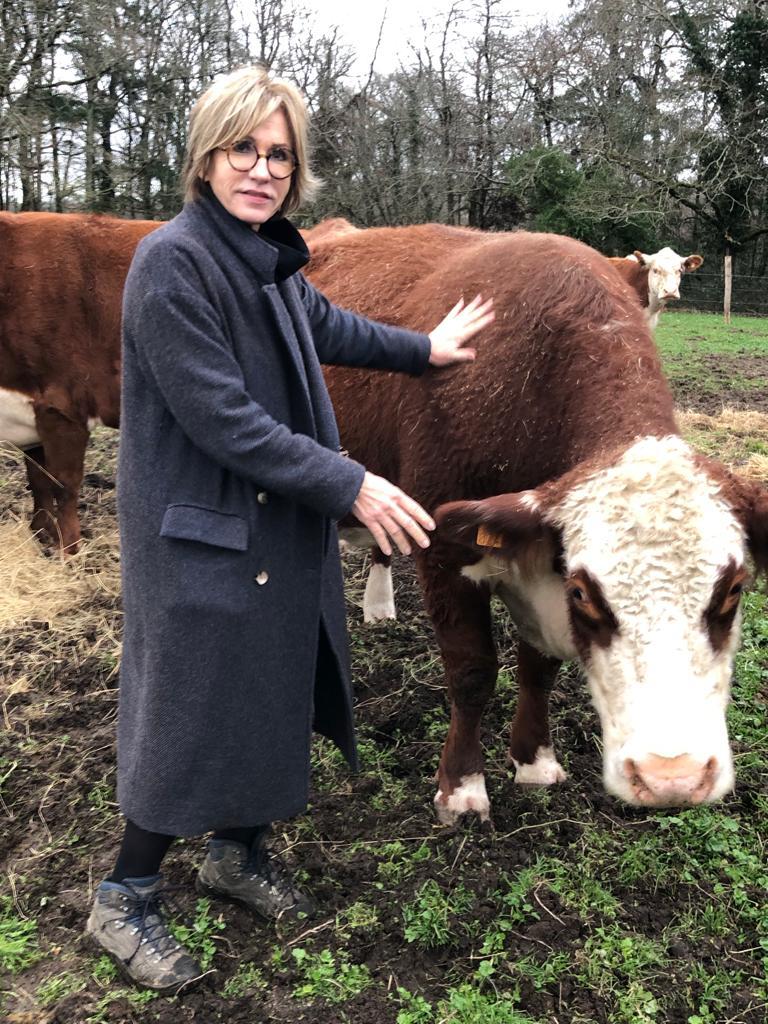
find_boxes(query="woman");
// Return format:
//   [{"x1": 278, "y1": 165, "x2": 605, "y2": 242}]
[{"x1": 85, "y1": 65, "x2": 494, "y2": 992}]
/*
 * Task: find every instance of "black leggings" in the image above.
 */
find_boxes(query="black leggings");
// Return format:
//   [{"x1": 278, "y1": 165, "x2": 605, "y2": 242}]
[{"x1": 109, "y1": 819, "x2": 268, "y2": 882}]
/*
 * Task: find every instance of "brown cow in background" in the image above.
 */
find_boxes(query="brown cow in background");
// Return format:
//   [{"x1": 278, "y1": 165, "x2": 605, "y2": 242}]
[
  {"x1": 0, "y1": 212, "x2": 354, "y2": 552},
  {"x1": 0, "y1": 212, "x2": 158, "y2": 551}
]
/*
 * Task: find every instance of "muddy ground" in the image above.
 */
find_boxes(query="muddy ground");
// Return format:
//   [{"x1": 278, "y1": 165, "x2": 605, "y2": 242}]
[
  {"x1": 1, "y1": 365, "x2": 767, "y2": 1023},
  {"x1": 666, "y1": 353, "x2": 768, "y2": 415}
]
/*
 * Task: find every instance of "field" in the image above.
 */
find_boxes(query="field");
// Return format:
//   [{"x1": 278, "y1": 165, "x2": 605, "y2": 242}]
[{"x1": 1, "y1": 310, "x2": 767, "y2": 1024}]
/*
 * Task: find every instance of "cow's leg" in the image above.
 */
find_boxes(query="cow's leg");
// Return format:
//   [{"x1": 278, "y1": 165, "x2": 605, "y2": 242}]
[
  {"x1": 421, "y1": 564, "x2": 497, "y2": 824},
  {"x1": 32, "y1": 406, "x2": 89, "y2": 553},
  {"x1": 509, "y1": 639, "x2": 566, "y2": 785},
  {"x1": 23, "y1": 445, "x2": 59, "y2": 543},
  {"x1": 363, "y1": 547, "x2": 395, "y2": 623}
]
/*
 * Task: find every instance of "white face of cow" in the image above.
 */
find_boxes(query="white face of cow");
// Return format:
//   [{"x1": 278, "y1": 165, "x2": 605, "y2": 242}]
[
  {"x1": 550, "y1": 436, "x2": 743, "y2": 806},
  {"x1": 442, "y1": 435, "x2": 757, "y2": 809},
  {"x1": 635, "y1": 247, "x2": 702, "y2": 308}
]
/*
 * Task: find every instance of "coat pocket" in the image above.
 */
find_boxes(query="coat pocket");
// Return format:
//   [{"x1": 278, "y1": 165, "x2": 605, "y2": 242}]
[{"x1": 160, "y1": 504, "x2": 249, "y2": 551}]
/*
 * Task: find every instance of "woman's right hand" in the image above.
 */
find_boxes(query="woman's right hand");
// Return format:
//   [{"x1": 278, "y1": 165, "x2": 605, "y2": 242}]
[{"x1": 351, "y1": 471, "x2": 435, "y2": 557}]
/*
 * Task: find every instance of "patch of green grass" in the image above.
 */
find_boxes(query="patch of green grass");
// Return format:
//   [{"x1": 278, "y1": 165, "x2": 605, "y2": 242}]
[
  {"x1": 169, "y1": 897, "x2": 226, "y2": 971},
  {"x1": 87, "y1": 777, "x2": 116, "y2": 814},
  {"x1": 655, "y1": 311, "x2": 768, "y2": 401},
  {"x1": 290, "y1": 946, "x2": 371, "y2": 1003},
  {"x1": 437, "y1": 981, "x2": 539, "y2": 1023},
  {"x1": 547, "y1": 857, "x2": 621, "y2": 922},
  {"x1": 86, "y1": 985, "x2": 158, "y2": 1023},
  {"x1": 479, "y1": 867, "x2": 541, "y2": 956},
  {"x1": 394, "y1": 986, "x2": 435, "y2": 1023},
  {"x1": 656, "y1": 311, "x2": 768, "y2": 359},
  {"x1": 375, "y1": 839, "x2": 432, "y2": 886},
  {"x1": 677, "y1": 899, "x2": 730, "y2": 940},
  {"x1": 336, "y1": 898, "x2": 379, "y2": 936},
  {"x1": 576, "y1": 925, "x2": 668, "y2": 1023},
  {"x1": 222, "y1": 961, "x2": 267, "y2": 998},
  {"x1": 36, "y1": 970, "x2": 87, "y2": 1006},
  {"x1": 511, "y1": 950, "x2": 571, "y2": 990},
  {"x1": 90, "y1": 954, "x2": 118, "y2": 985},
  {"x1": 730, "y1": 590, "x2": 768, "y2": 751},
  {"x1": 0, "y1": 895, "x2": 42, "y2": 974},
  {"x1": 402, "y1": 879, "x2": 474, "y2": 949},
  {"x1": 370, "y1": 774, "x2": 411, "y2": 811},
  {"x1": 686, "y1": 962, "x2": 746, "y2": 1024}
]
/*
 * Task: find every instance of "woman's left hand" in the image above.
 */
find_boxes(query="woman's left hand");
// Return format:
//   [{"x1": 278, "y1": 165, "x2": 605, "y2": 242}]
[{"x1": 428, "y1": 293, "x2": 495, "y2": 366}]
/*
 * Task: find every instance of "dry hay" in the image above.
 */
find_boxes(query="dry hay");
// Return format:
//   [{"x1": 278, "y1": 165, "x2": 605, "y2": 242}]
[
  {"x1": 0, "y1": 518, "x2": 122, "y2": 719},
  {"x1": 743, "y1": 452, "x2": 768, "y2": 483},
  {"x1": 676, "y1": 406, "x2": 768, "y2": 483},
  {"x1": 0, "y1": 519, "x2": 119, "y2": 629},
  {"x1": 677, "y1": 407, "x2": 768, "y2": 438}
]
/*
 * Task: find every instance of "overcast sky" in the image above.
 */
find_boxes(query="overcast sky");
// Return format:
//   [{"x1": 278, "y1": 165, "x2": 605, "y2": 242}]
[{"x1": 309, "y1": 1, "x2": 574, "y2": 76}]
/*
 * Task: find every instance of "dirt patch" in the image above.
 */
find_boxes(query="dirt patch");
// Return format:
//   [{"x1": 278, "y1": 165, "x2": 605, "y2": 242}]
[{"x1": 668, "y1": 353, "x2": 768, "y2": 414}]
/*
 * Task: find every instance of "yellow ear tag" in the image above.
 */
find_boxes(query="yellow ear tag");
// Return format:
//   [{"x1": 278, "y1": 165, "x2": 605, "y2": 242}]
[{"x1": 476, "y1": 525, "x2": 505, "y2": 548}]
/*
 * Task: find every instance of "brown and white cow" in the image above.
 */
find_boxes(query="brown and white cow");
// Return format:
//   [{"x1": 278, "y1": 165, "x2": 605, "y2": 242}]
[
  {"x1": 305, "y1": 225, "x2": 767, "y2": 820},
  {"x1": 608, "y1": 247, "x2": 703, "y2": 329},
  {"x1": 0, "y1": 212, "x2": 159, "y2": 551}
]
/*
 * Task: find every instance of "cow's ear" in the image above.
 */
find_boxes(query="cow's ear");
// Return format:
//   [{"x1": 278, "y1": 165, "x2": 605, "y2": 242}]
[
  {"x1": 719, "y1": 473, "x2": 768, "y2": 578},
  {"x1": 683, "y1": 254, "x2": 703, "y2": 272},
  {"x1": 435, "y1": 491, "x2": 550, "y2": 559},
  {"x1": 632, "y1": 250, "x2": 648, "y2": 264},
  {"x1": 742, "y1": 485, "x2": 768, "y2": 578}
]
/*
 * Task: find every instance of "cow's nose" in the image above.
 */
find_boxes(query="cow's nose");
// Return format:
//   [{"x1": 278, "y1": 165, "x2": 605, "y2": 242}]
[
  {"x1": 624, "y1": 754, "x2": 717, "y2": 806},
  {"x1": 661, "y1": 290, "x2": 680, "y2": 300}
]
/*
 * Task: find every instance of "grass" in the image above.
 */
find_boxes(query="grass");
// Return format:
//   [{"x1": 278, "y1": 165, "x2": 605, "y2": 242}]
[
  {"x1": 169, "y1": 897, "x2": 227, "y2": 971},
  {"x1": 0, "y1": 895, "x2": 42, "y2": 974},
  {"x1": 290, "y1": 946, "x2": 372, "y2": 1003},
  {"x1": 655, "y1": 310, "x2": 768, "y2": 405},
  {"x1": 656, "y1": 310, "x2": 768, "y2": 357},
  {"x1": 401, "y1": 878, "x2": 474, "y2": 948}
]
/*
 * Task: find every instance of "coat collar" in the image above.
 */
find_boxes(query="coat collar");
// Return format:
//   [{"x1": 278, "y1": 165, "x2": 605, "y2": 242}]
[{"x1": 187, "y1": 186, "x2": 309, "y2": 283}]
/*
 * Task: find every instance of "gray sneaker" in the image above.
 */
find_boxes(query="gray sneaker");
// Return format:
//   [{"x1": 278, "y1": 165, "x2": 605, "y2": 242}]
[
  {"x1": 196, "y1": 839, "x2": 315, "y2": 922},
  {"x1": 85, "y1": 875, "x2": 203, "y2": 993}
]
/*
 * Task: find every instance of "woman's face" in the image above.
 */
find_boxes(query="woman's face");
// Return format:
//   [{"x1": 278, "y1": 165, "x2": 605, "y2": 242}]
[{"x1": 205, "y1": 108, "x2": 294, "y2": 229}]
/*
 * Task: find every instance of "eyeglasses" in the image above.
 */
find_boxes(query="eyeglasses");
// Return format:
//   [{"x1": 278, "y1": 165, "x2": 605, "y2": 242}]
[{"x1": 221, "y1": 140, "x2": 298, "y2": 179}]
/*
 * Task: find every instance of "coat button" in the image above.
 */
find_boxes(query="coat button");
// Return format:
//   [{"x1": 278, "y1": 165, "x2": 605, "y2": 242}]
[
  {"x1": 257, "y1": 491, "x2": 269, "y2": 504},
  {"x1": 254, "y1": 571, "x2": 269, "y2": 585}
]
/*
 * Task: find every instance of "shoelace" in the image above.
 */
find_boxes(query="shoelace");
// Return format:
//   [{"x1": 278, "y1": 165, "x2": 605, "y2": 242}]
[{"x1": 119, "y1": 883, "x2": 188, "y2": 964}]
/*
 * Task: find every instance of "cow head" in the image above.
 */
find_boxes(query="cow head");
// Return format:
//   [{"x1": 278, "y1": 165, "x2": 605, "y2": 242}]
[
  {"x1": 631, "y1": 247, "x2": 703, "y2": 305},
  {"x1": 436, "y1": 436, "x2": 767, "y2": 808}
]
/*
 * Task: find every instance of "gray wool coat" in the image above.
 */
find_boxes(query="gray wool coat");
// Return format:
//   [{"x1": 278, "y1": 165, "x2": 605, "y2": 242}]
[{"x1": 117, "y1": 191, "x2": 430, "y2": 836}]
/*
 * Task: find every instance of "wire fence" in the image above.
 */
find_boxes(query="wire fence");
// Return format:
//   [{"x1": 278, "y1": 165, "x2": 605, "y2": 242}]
[{"x1": 678, "y1": 271, "x2": 768, "y2": 317}]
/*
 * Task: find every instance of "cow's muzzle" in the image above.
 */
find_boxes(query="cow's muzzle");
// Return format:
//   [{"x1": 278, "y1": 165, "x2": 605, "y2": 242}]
[{"x1": 623, "y1": 753, "x2": 718, "y2": 806}]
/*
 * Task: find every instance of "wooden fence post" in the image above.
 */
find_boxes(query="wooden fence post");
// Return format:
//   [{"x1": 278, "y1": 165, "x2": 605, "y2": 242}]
[{"x1": 723, "y1": 253, "x2": 732, "y2": 324}]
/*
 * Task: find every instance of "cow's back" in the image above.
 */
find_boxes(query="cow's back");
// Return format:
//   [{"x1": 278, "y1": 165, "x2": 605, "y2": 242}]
[
  {"x1": 0, "y1": 212, "x2": 160, "y2": 424},
  {"x1": 307, "y1": 226, "x2": 676, "y2": 507}
]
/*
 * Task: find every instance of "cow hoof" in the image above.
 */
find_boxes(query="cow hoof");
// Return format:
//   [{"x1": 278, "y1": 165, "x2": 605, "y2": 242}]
[
  {"x1": 363, "y1": 563, "x2": 396, "y2": 623},
  {"x1": 363, "y1": 603, "x2": 397, "y2": 623},
  {"x1": 434, "y1": 772, "x2": 490, "y2": 824},
  {"x1": 512, "y1": 746, "x2": 567, "y2": 786}
]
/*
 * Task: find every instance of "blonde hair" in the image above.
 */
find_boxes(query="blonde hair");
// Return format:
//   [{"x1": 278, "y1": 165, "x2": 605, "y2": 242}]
[{"x1": 182, "y1": 66, "x2": 320, "y2": 217}]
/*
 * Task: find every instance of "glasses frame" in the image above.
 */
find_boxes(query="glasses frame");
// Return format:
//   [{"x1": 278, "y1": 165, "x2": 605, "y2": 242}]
[{"x1": 221, "y1": 142, "x2": 299, "y2": 180}]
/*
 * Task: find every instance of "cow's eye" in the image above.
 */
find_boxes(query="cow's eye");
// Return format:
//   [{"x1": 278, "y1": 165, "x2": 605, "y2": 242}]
[
  {"x1": 728, "y1": 582, "x2": 743, "y2": 598},
  {"x1": 570, "y1": 587, "x2": 585, "y2": 602}
]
